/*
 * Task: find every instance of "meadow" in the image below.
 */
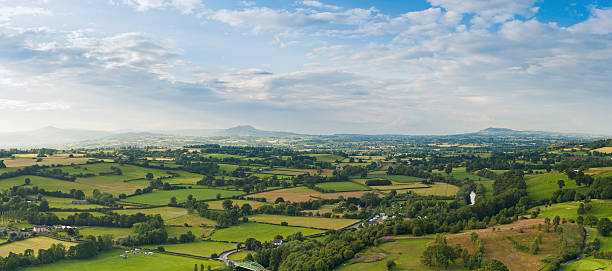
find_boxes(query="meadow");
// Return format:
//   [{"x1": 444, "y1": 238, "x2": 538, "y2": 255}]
[
  {"x1": 144, "y1": 241, "x2": 235, "y2": 258},
  {"x1": 2, "y1": 157, "x2": 93, "y2": 168},
  {"x1": 525, "y1": 171, "x2": 582, "y2": 201},
  {"x1": 0, "y1": 175, "x2": 93, "y2": 194},
  {"x1": 315, "y1": 181, "x2": 369, "y2": 192},
  {"x1": 44, "y1": 196, "x2": 107, "y2": 210},
  {"x1": 209, "y1": 223, "x2": 324, "y2": 243},
  {"x1": 124, "y1": 188, "x2": 244, "y2": 205},
  {"x1": 366, "y1": 174, "x2": 424, "y2": 183},
  {"x1": 79, "y1": 227, "x2": 134, "y2": 239},
  {"x1": 206, "y1": 199, "x2": 268, "y2": 210},
  {"x1": 19, "y1": 249, "x2": 223, "y2": 271},
  {"x1": 113, "y1": 207, "x2": 217, "y2": 226},
  {"x1": 52, "y1": 211, "x2": 105, "y2": 219},
  {"x1": 247, "y1": 214, "x2": 359, "y2": 230},
  {"x1": 528, "y1": 199, "x2": 612, "y2": 220},
  {"x1": 0, "y1": 237, "x2": 77, "y2": 257},
  {"x1": 250, "y1": 186, "x2": 376, "y2": 202}
]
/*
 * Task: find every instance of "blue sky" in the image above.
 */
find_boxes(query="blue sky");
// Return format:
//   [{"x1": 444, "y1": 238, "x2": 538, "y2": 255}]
[{"x1": 1, "y1": 0, "x2": 611, "y2": 134}]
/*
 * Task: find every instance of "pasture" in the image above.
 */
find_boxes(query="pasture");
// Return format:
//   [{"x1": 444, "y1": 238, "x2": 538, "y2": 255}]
[
  {"x1": 394, "y1": 182, "x2": 459, "y2": 197},
  {"x1": 525, "y1": 171, "x2": 582, "y2": 201},
  {"x1": 0, "y1": 175, "x2": 94, "y2": 194},
  {"x1": 144, "y1": 241, "x2": 234, "y2": 258},
  {"x1": 0, "y1": 237, "x2": 77, "y2": 257},
  {"x1": 315, "y1": 181, "x2": 369, "y2": 192},
  {"x1": 44, "y1": 196, "x2": 106, "y2": 210},
  {"x1": 114, "y1": 207, "x2": 217, "y2": 226},
  {"x1": 206, "y1": 199, "x2": 268, "y2": 210},
  {"x1": 52, "y1": 212, "x2": 105, "y2": 219},
  {"x1": 592, "y1": 147, "x2": 612, "y2": 154},
  {"x1": 19, "y1": 249, "x2": 223, "y2": 271},
  {"x1": 228, "y1": 250, "x2": 253, "y2": 261},
  {"x1": 79, "y1": 227, "x2": 134, "y2": 239},
  {"x1": 366, "y1": 174, "x2": 424, "y2": 183},
  {"x1": 249, "y1": 187, "x2": 378, "y2": 202},
  {"x1": 368, "y1": 183, "x2": 429, "y2": 191},
  {"x1": 247, "y1": 214, "x2": 359, "y2": 230},
  {"x1": 2, "y1": 157, "x2": 94, "y2": 168},
  {"x1": 210, "y1": 223, "x2": 324, "y2": 242},
  {"x1": 306, "y1": 154, "x2": 344, "y2": 163},
  {"x1": 124, "y1": 188, "x2": 243, "y2": 205},
  {"x1": 585, "y1": 167, "x2": 612, "y2": 175},
  {"x1": 446, "y1": 219, "x2": 558, "y2": 271},
  {"x1": 528, "y1": 199, "x2": 612, "y2": 220},
  {"x1": 166, "y1": 227, "x2": 214, "y2": 239}
]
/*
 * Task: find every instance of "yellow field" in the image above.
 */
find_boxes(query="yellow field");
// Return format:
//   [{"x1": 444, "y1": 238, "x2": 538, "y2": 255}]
[
  {"x1": 585, "y1": 167, "x2": 612, "y2": 175},
  {"x1": 369, "y1": 183, "x2": 429, "y2": 190},
  {"x1": 393, "y1": 182, "x2": 459, "y2": 196},
  {"x1": 2, "y1": 157, "x2": 94, "y2": 167},
  {"x1": 114, "y1": 207, "x2": 217, "y2": 226},
  {"x1": 0, "y1": 237, "x2": 77, "y2": 257},
  {"x1": 593, "y1": 147, "x2": 612, "y2": 154},
  {"x1": 251, "y1": 187, "x2": 378, "y2": 202}
]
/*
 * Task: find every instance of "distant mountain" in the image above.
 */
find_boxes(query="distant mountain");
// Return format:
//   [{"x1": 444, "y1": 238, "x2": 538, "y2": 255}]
[
  {"x1": 0, "y1": 126, "x2": 113, "y2": 148},
  {"x1": 213, "y1": 125, "x2": 303, "y2": 138},
  {"x1": 468, "y1": 127, "x2": 598, "y2": 138}
]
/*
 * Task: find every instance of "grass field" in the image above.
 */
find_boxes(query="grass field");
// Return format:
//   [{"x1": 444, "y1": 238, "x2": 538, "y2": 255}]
[
  {"x1": 19, "y1": 249, "x2": 223, "y2": 271},
  {"x1": 44, "y1": 196, "x2": 107, "y2": 210},
  {"x1": 585, "y1": 167, "x2": 612, "y2": 175},
  {"x1": 369, "y1": 183, "x2": 429, "y2": 190},
  {"x1": 393, "y1": 182, "x2": 459, "y2": 196},
  {"x1": 366, "y1": 174, "x2": 424, "y2": 183},
  {"x1": 228, "y1": 250, "x2": 253, "y2": 261},
  {"x1": 592, "y1": 147, "x2": 612, "y2": 154},
  {"x1": 144, "y1": 241, "x2": 235, "y2": 258},
  {"x1": 306, "y1": 154, "x2": 344, "y2": 163},
  {"x1": 528, "y1": 199, "x2": 612, "y2": 220},
  {"x1": 0, "y1": 175, "x2": 94, "y2": 194},
  {"x1": 341, "y1": 236, "x2": 462, "y2": 271},
  {"x1": 114, "y1": 207, "x2": 217, "y2": 226},
  {"x1": 209, "y1": 223, "x2": 324, "y2": 243},
  {"x1": 0, "y1": 237, "x2": 77, "y2": 257},
  {"x1": 447, "y1": 219, "x2": 558, "y2": 271},
  {"x1": 125, "y1": 189, "x2": 243, "y2": 205},
  {"x1": 526, "y1": 171, "x2": 582, "y2": 201},
  {"x1": 79, "y1": 227, "x2": 134, "y2": 239},
  {"x1": 315, "y1": 181, "x2": 369, "y2": 192},
  {"x1": 247, "y1": 214, "x2": 359, "y2": 230},
  {"x1": 166, "y1": 226, "x2": 214, "y2": 239},
  {"x1": 206, "y1": 199, "x2": 268, "y2": 210},
  {"x1": 564, "y1": 257, "x2": 612, "y2": 271},
  {"x1": 52, "y1": 211, "x2": 105, "y2": 219}
]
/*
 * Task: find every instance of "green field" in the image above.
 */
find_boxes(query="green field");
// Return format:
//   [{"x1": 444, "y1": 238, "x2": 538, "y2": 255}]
[
  {"x1": 526, "y1": 171, "x2": 583, "y2": 201},
  {"x1": 43, "y1": 196, "x2": 107, "y2": 210},
  {"x1": 228, "y1": 250, "x2": 253, "y2": 261},
  {"x1": 19, "y1": 249, "x2": 223, "y2": 271},
  {"x1": 52, "y1": 211, "x2": 105, "y2": 219},
  {"x1": 0, "y1": 175, "x2": 93, "y2": 194},
  {"x1": 125, "y1": 189, "x2": 244, "y2": 205},
  {"x1": 79, "y1": 227, "x2": 134, "y2": 239},
  {"x1": 144, "y1": 241, "x2": 235, "y2": 258},
  {"x1": 307, "y1": 154, "x2": 344, "y2": 163},
  {"x1": 315, "y1": 181, "x2": 369, "y2": 192},
  {"x1": 366, "y1": 174, "x2": 424, "y2": 183},
  {"x1": 114, "y1": 207, "x2": 217, "y2": 226},
  {"x1": 206, "y1": 199, "x2": 269, "y2": 210},
  {"x1": 564, "y1": 257, "x2": 612, "y2": 271},
  {"x1": 166, "y1": 226, "x2": 214, "y2": 239},
  {"x1": 528, "y1": 199, "x2": 612, "y2": 220},
  {"x1": 210, "y1": 223, "x2": 324, "y2": 243},
  {"x1": 0, "y1": 237, "x2": 77, "y2": 257},
  {"x1": 247, "y1": 214, "x2": 359, "y2": 230}
]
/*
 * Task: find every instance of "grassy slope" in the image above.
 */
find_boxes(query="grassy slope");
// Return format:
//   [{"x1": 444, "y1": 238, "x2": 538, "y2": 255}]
[
  {"x1": 114, "y1": 207, "x2": 217, "y2": 226},
  {"x1": 144, "y1": 241, "x2": 235, "y2": 258},
  {"x1": 0, "y1": 237, "x2": 77, "y2": 257},
  {"x1": 528, "y1": 199, "x2": 612, "y2": 220},
  {"x1": 526, "y1": 171, "x2": 583, "y2": 201}
]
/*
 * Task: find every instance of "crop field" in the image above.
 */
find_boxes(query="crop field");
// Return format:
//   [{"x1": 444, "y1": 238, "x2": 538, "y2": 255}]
[
  {"x1": 79, "y1": 227, "x2": 134, "y2": 239},
  {"x1": 206, "y1": 199, "x2": 268, "y2": 210},
  {"x1": 315, "y1": 181, "x2": 368, "y2": 192},
  {"x1": 369, "y1": 183, "x2": 429, "y2": 191},
  {"x1": 250, "y1": 187, "x2": 321, "y2": 202},
  {"x1": 525, "y1": 171, "x2": 582, "y2": 201},
  {"x1": 125, "y1": 188, "x2": 244, "y2": 205},
  {"x1": 341, "y1": 236, "x2": 460, "y2": 271},
  {"x1": 397, "y1": 182, "x2": 459, "y2": 196},
  {"x1": 366, "y1": 174, "x2": 424, "y2": 183},
  {"x1": 210, "y1": 222, "x2": 324, "y2": 242},
  {"x1": 44, "y1": 196, "x2": 107, "y2": 210},
  {"x1": 446, "y1": 219, "x2": 558, "y2": 271},
  {"x1": 0, "y1": 236, "x2": 77, "y2": 257},
  {"x1": 2, "y1": 157, "x2": 94, "y2": 168},
  {"x1": 144, "y1": 241, "x2": 235, "y2": 258},
  {"x1": 585, "y1": 167, "x2": 612, "y2": 175},
  {"x1": 306, "y1": 154, "x2": 344, "y2": 163},
  {"x1": 218, "y1": 163, "x2": 239, "y2": 174},
  {"x1": 265, "y1": 168, "x2": 333, "y2": 176},
  {"x1": 114, "y1": 207, "x2": 217, "y2": 226},
  {"x1": 20, "y1": 249, "x2": 223, "y2": 271},
  {"x1": 247, "y1": 214, "x2": 359, "y2": 230},
  {"x1": 528, "y1": 199, "x2": 612, "y2": 220}
]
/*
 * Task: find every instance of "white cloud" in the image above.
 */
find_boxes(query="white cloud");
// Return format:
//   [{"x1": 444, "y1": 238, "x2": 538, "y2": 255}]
[
  {"x1": 0, "y1": 6, "x2": 52, "y2": 21},
  {"x1": 568, "y1": 7, "x2": 612, "y2": 35},
  {"x1": 116, "y1": 0, "x2": 203, "y2": 14},
  {"x1": 300, "y1": 1, "x2": 341, "y2": 11},
  {"x1": 428, "y1": 0, "x2": 538, "y2": 26}
]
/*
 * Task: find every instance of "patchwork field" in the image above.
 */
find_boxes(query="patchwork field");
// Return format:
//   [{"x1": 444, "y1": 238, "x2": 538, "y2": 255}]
[
  {"x1": 114, "y1": 207, "x2": 217, "y2": 226},
  {"x1": 315, "y1": 181, "x2": 369, "y2": 192},
  {"x1": 125, "y1": 188, "x2": 244, "y2": 205},
  {"x1": 209, "y1": 222, "x2": 324, "y2": 242},
  {"x1": 0, "y1": 236, "x2": 77, "y2": 257},
  {"x1": 20, "y1": 249, "x2": 223, "y2": 271},
  {"x1": 529, "y1": 199, "x2": 612, "y2": 220},
  {"x1": 247, "y1": 214, "x2": 359, "y2": 230}
]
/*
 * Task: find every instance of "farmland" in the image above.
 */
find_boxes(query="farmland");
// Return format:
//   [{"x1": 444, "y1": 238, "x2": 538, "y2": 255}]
[
  {"x1": 528, "y1": 199, "x2": 612, "y2": 220},
  {"x1": 315, "y1": 181, "x2": 368, "y2": 192},
  {"x1": 113, "y1": 207, "x2": 217, "y2": 226},
  {"x1": 124, "y1": 188, "x2": 244, "y2": 205},
  {"x1": 210, "y1": 223, "x2": 324, "y2": 242},
  {"x1": 0, "y1": 237, "x2": 77, "y2": 257},
  {"x1": 247, "y1": 214, "x2": 359, "y2": 230},
  {"x1": 526, "y1": 171, "x2": 581, "y2": 201}
]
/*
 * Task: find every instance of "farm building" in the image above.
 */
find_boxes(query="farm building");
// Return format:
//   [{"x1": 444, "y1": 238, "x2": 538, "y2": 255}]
[{"x1": 33, "y1": 225, "x2": 50, "y2": 233}]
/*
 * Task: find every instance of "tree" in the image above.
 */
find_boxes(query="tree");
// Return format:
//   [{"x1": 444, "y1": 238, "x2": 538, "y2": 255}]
[
  {"x1": 0, "y1": 160, "x2": 5, "y2": 168},
  {"x1": 598, "y1": 218, "x2": 612, "y2": 236},
  {"x1": 386, "y1": 260, "x2": 396, "y2": 270},
  {"x1": 222, "y1": 199, "x2": 233, "y2": 210},
  {"x1": 25, "y1": 178, "x2": 31, "y2": 185},
  {"x1": 445, "y1": 164, "x2": 453, "y2": 175},
  {"x1": 216, "y1": 193, "x2": 221, "y2": 200},
  {"x1": 577, "y1": 203, "x2": 585, "y2": 215},
  {"x1": 275, "y1": 197, "x2": 285, "y2": 204},
  {"x1": 482, "y1": 260, "x2": 509, "y2": 271},
  {"x1": 39, "y1": 200, "x2": 49, "y2": 212},
  {"x1": 557, "y1": 180, "x2": 565, "y2": 189},
  {"x1": 146, "y1": 173, "x2": 154, "y2": 180},
  {"x1": 169, "y1": 196, "x2": 177, "y2": 206}
]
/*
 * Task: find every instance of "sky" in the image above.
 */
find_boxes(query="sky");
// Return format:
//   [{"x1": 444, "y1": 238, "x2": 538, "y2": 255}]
[{"x1": 0, "y1": 0, "x2": 611, "y2": 135}]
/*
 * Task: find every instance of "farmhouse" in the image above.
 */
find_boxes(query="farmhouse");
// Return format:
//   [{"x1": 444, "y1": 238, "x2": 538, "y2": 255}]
[
  {"x1": 33, "y1": 225, "x2": 50, "y2": 233},
  {"x1": 271, "y1": 239, "x2": 283, "y2": 246},
  {"x1": 72, "y1": 200, "x2": 89, "y2": 204}
]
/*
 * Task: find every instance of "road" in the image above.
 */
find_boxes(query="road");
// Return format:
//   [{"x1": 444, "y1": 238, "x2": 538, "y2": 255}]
[{"x1": 219, "y1": 248, "x2": 244, "y2": 266}]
